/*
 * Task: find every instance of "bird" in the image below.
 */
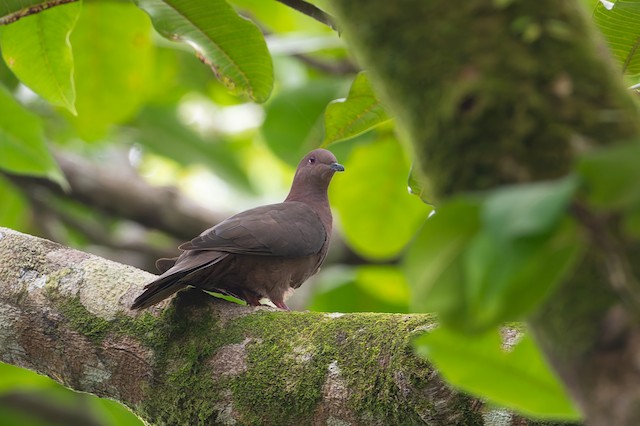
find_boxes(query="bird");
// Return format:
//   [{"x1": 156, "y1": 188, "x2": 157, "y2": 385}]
[{"x1": 131, "y1": 148, "x2": 344, "y2": 311}]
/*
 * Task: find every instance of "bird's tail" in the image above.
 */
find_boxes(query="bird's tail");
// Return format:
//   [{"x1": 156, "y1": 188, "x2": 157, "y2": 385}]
[{"x1": 131, "y1": 274, "x2": 187, "y2": 310}]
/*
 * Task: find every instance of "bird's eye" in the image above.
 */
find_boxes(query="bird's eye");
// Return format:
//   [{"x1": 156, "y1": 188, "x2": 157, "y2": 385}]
[{"x1": 308, "y1": 157, "x2": 316, "y2": 164}]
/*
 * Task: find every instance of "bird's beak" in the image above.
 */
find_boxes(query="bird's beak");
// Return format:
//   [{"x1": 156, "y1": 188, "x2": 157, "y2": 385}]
[{"x1": 330, "y1": 162, "x2": 345, "y2": 172}]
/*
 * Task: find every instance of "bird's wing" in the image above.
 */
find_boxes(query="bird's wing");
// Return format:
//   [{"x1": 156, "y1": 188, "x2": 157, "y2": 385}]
[{"x1": 179, "y1": 202, "x2": 327, "y2": 257}]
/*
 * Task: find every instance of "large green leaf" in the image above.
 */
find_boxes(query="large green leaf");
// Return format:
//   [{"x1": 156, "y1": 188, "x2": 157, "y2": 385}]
[
  {"x1": 331, "y1": 138, "x2": 432, "y2": 260},
  {"x1": 262, "y1": 79, "x2": 344, "y2": 165},
  {"x1": 404, "y1": 197, "x2": 481, "y2": 315},
  {"x1": 414, "y1": 328, "x2": 580, "y2": 420},
  {"x1": 0, "y1": 2, "x2": 79, "y2": 113},
  {"x1": 406, "y1": 178, "x2": 581, "y2": 331},
  {"x1": 0, "y1": 84, "x2": 64, "y2": 183},
  {"x1": 323, "y1": 72, "x2": 391, "y2": 146},
  {"x1": 461, "y1": 220, "x2": 583, "y2": 332},
  {"x1": 577, "y1": 141, "x2": 640, "y2": 209},
  {"x1": 70, "y1": 2, "x2": 154, "y2": 140},
  {"x1": 135, "y1": 0, "x2": 273, "y2": 103},
  {"x1": 593, "y1": 0, "x2": 640, "y2": 74},
  {"x1": 136, "y1": 105, "x2": 254, "y2": 192},
  {"x1": 483, "y1": 176, "x2": 579, "y2": 241}
]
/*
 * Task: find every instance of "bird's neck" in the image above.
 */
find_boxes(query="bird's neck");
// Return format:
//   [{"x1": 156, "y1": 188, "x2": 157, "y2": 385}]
[
  {"x1": 285, "y1": 188, "x2": 329, "y2": 207},
  {"x1": 285, "y1": 187, "x2": 332, "y2": 225}
]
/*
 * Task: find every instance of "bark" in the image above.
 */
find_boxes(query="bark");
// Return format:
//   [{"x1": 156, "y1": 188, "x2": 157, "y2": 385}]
[
  {"x1": 326, "y1": 0, "x2": 640, "y2": 424},
  {"x1": 1, "y1": 226, "x2": 550, "y2": 426}
]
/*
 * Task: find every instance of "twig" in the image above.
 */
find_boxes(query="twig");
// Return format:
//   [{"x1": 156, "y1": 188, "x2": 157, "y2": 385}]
[
  {"x1": 275, "y1": 0, "x2": 339, "y2": 31},
  {"x1": 292, "y1": 53, "x2": 358, "y2": 75}
]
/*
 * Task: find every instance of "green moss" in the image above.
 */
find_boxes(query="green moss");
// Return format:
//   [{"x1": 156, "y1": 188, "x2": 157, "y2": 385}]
[
  {"x1": 49, "y1": 287, "x2": 478, "y2": 424},
  {"x1": 58, "y1": 297, "x2": 113, "y2": 343},
  {"x1": 228, "y1": 311, "x2": 468, "y2": 425}
]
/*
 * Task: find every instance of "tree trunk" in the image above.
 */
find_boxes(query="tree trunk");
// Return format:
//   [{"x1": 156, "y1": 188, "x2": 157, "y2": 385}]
[
  {"x1": 326, "y1": 0, "x2": 640, "y2": 424},
  {"x1": 0, "y1": 227, "x2": 551, "y2": 425}
]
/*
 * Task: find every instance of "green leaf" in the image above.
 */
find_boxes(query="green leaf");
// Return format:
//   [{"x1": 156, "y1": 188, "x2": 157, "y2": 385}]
[
  {"x1": 462, "y1": 219, "x2": 583, "y2": 332},
  {"x1": 414, "y1": 328, "x2": 580, "y2": 420},
  {"x1": 323, "y1": 72, "x2": 391, "y2": 146},
  {"x1": 407, "y1": 161, "x2": 433, "y2": 204},
  {"x1": 331, "y1": 138, "x2": 432, "y2": 260},
  {"x1": 136, "y1": 105, "x2": 254, "y2": 192},
  {"x1": 0, "y1": 176, "x2": 28, "y2": 231},
  {"x1": 135, "y1": 0, "x2": 273, "y2": 103},
  {"x1": 89, "y1": 398, "x2": 144, "y2": 426},
  {"x1": 356, "y1": 265, "x2": 410, "y2": 307},
  {"x1": 70, "y1": 2, "x2": 154, "y2": 140},
  {"x1": 262, "y1": 79, "x2": 344, "y2": 165},
  {"x1": 406, "y1": 181, "x2": 582, "y2": 331},
  {"x1": 593, "y1": 0, "x2": 640, "y2": 74},
  {"x1": 577, "y1": 141, "x2": 640, "y2": 209},
  {"x1": 483, "y1": 176, "x2": 579, "y2": 241},
  {"x1": 0, "y1": 2, "x2": 79, "y2": 113},
  {"x1": 0, "y1": 84, "x2": 64, "y2": 184},
  {"x1": 308, "y1": 266, "x2": 409, "y2": 313},
  {"x1": 404, "y1": 197, "x2": 481, "y2": 315}
]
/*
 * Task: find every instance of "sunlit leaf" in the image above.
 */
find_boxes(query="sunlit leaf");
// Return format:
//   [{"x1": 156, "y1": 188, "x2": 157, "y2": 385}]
[
  {"x1": 404, "y1": 197, "x2": 481, "y2": 315},
  {"x1": 0, "y1": 2, "x2": 79, "y2": 113},
  {"x1": 332, "y1": 138, "x2": 432, "y2": 260},
  {"x1": 70, "y1": 2, "x2": 154, "y2": 140},
  {"x1": 577, "y1": 141, "x2": 640, "y2": 209},
  {"x1": 0, "y1": 363, "x2": 57, "y2": 393},
  {"x1": 0, "y1": 84, "x2": 64, "y2": 184},
  {"x1": 593, "y1": 0, "x2": 640, "y2": 74},
  {"x1": 136, "y1": 0, "x2": 273, "y2": 102},
  {"x1": 414, "y1": 328, "x2": 581, "y2": 420},
  {"x1": 323, "y1": 72, "x2": 391, "y2": 146},
  {"x1": 262, "y1": 79, "x2": 343, "y2": 165},
  {"x1": 356, "y1": 265, "x2": 409, "y2": 306},
  {"x1": 0, "y1": 362, "x2": 143, "y2": 425},
  {"x1": 308, "y1": 266, "x2": 409, "y2": 313}
]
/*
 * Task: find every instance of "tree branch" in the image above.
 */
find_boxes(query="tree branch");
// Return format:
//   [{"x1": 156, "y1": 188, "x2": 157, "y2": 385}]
[
  {"x1": 5, "y1": 150, "x2": 228, "y2": 241},
  {"x1": 0, "y1": 227, "x2": 547, "y2": 425}
]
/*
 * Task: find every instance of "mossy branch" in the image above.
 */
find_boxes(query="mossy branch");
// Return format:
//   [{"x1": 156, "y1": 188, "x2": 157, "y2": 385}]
[{"x1": 0, "y1": 227, "x2": 545, "y2": 425}]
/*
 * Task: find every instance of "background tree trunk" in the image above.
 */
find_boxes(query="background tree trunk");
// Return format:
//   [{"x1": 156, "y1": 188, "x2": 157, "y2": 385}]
[{"x1": 326, "y1": 0, "x2": 640, "y2": 424}]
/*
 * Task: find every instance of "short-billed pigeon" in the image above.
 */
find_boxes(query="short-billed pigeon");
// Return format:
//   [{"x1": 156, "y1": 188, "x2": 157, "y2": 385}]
[{"x1": 131, "y1": 149, "x2": 344, "y2": 311}]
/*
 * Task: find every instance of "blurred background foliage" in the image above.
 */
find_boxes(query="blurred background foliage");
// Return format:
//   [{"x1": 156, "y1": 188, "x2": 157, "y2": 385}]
[
  {"x1": 1, "y1": 0, "x2": 638, "y2": 423},
  {"x1": 0, "y1": 1, "x2": 427, "y2": 424}
]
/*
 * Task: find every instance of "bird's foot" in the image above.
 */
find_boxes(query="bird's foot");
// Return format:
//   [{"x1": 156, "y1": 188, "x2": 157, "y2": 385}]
[{"x1": 272, "y1": 300, "x2": 290, "y2": 311}]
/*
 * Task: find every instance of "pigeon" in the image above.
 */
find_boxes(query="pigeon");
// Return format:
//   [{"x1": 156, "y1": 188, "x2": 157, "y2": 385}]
[{"x1": 131, "y1": 149, "x2": 344, "y2": 311}]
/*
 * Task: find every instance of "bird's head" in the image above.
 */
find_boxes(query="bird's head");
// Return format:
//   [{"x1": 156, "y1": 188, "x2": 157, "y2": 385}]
[{"x1": 287, "y1": 149, "x2": 344, "y2": 201}]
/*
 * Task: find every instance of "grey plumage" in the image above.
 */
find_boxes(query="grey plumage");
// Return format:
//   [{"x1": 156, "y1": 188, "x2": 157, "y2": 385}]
[{"x1": 131, "y1": 149, "x2": 344, "y2": 310}]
